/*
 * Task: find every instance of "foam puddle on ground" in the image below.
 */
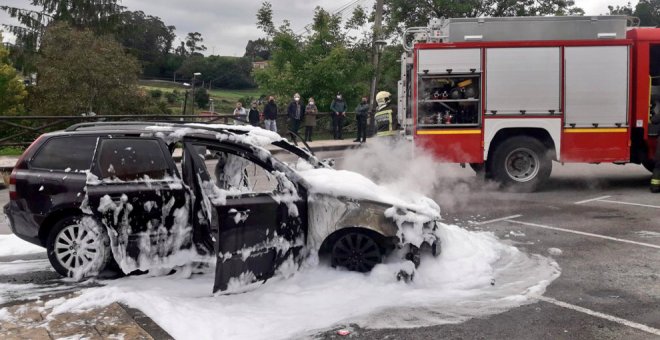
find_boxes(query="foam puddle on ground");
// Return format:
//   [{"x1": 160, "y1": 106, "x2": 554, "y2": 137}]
[{"x1": 39, "y1": 223, "x2": 560, "y2": 340}]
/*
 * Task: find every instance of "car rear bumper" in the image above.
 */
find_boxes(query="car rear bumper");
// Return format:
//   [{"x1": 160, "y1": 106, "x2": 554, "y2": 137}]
[{"x1": 3, "y1": 202, "x2": 43, "y2": 247}]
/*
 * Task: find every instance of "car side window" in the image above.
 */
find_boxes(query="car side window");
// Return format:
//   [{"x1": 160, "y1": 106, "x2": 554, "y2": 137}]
[
  {"x1": 30, "y1": 136, "x2": 98, "y2": 171},
  {"x1": 97, "y1": 139, "x2": 171, "y2": 181},
  {"x1": 196, "y1": 146, "x2": 279, "y2": 194}
]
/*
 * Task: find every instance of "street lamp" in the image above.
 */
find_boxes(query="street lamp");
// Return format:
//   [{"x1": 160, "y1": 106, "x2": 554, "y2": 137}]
[
  {"x1": 368, "y1": 40, "x2": 388, "y2": 135},
  {"x1": 191, "y1": 72, "x2": 201, "y2": 116}
]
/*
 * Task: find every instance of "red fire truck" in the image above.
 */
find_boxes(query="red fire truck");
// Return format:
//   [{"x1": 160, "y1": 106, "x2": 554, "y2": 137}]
[{"x1": 397, "y1": 16, "x2": 660, "y2": 191}]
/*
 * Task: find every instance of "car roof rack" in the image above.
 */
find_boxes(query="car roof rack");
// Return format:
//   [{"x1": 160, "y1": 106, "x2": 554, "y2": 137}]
[{"x1": 64, "y1": 121, "x2": 251, "y2": 135}]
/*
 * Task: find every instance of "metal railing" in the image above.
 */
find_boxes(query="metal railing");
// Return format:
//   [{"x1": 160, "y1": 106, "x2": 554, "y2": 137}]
[{"x1": 0, "y1": 112, "x2": 363, "y2": 147}]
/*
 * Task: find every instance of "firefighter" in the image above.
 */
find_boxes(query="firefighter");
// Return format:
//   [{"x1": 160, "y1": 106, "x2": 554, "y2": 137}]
[
  {"x1": 374, "y1": 91, "x2": 399, "y2": 137},
  {"x1": 650, "y1": 112, "x2": 660, "y2": 193}
]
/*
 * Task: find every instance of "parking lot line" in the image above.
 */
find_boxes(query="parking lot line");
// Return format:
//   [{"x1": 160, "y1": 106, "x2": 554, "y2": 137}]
[
  {"x1": 507, "y1": 219, "x2": 660, "y2": 250},
  {"x1": 574, "y1": 196, "x2": 612, "y2": 205},
  {"x1": 474, "y1": 215, "x2": 523, "y2": 225},
  {"x1": 538, "y1": 296, "x2": 660, "y2": 337},
  {"x1": 597, "y1": 199, "x2": 660, "y2": 209}
]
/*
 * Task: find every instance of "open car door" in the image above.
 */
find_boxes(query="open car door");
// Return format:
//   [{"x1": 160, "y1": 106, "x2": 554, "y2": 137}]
[
  {"x1": 85, "y1": 137, "x2": 191, "y2": 272},
  {"x1": 182, "y1": 141, "x2": 307, "y2": 293}
]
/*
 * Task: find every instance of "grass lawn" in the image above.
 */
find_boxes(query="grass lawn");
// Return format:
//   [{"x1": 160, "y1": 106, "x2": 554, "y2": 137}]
[
  {"x1": 0, "y1": 146, "x2": 24, "y2": 156},
  {"x1": 139, "y1": 80, "x2": 263, "y2": 113}
]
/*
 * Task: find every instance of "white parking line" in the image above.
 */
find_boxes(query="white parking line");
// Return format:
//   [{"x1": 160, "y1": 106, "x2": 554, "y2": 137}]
[
  {"x1": 574, "y1": 196, "x2": 611, "y2": 205},
  {"x1": 598, "y1": 199, "x2": 660, "y2": 209},
  {"x1": 538, "y1": 296, "x2": 660, "y2": 336},
  {"x1": 507, "y1": 219, "x2": 660, "y2": 250},
  {"x1": 474, "y1": 214, "x2": 523, "y2": 225}
]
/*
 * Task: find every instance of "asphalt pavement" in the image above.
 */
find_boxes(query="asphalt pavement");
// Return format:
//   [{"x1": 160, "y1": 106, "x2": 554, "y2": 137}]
[{"x1": 1, "y1": 151, "x2": 659, "y2": 339}]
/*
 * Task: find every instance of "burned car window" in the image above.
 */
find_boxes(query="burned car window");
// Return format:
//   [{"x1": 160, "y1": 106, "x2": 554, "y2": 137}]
[
  {"x1": 97, "y1": 139, "x2": 171, "y2": 180},
  {"x1": 30, "y1": 136, "x2": 98, "y2": 171},
  {"x1": 197, "y1": 146, "x2": 278, "y2": 194}
]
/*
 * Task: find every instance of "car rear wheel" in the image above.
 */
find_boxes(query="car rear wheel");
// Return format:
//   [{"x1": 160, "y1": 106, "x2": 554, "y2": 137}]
[
  {"x1": 46, "y1": 215, "x2": 110, "y2": 279},
  {"x1": 331, "y1": 232, "x2": 382, "y2": 273}
]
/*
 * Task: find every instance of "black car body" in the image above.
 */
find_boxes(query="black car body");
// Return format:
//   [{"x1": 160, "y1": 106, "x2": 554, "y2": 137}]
[{"x1": 4, "y1": 122, "x2": 439, "y2": 292}]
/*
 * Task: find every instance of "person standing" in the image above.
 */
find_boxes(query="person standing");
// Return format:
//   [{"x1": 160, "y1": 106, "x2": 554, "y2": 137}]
[
  {"x1": 233, "y1": 102, "x2": 247, "y2": 124},
  {"x1": 304, "y1": 97, "x2": 318, "y2": 142},
  {"x1": 330, "y1": 93, "x2": 347, "y2": 139},
  {"x1": 287, "y1": 93, "x2": 305, "y2": 142},
  {"x1": 354, "y1": 96, "x2": 369, "y2": 143},
  {"x1": 263, "y1": 96, "x2": 278, "y2": 133},
  {"x1": 248, "y1": 101, "x2": 260, "y2": 127}
]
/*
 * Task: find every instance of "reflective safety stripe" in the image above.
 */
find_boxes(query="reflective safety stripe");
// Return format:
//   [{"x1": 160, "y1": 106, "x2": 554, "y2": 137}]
[
  {"x1": 651, "y1": 179, "x2": 660, "y2": 185},
  {"x1": 564, "y1": 128, "x2": 627, "y2": 133}
]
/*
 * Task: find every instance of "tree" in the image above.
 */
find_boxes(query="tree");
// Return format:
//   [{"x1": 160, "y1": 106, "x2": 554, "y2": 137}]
[
  {"x1": 194, "y1": 87, "x2": 210, "y2": 109},
  {"x1": 253, "y1": 3, "x2": 370, "y2": 111},
  {"x1": 244, "y1": 38, "x2": 272, "y2": 61},
  {"x1": 113, "y1": 11, "x2": 176, "y2": 76},
  {"x1": 29, "y1": 23, "x2": 144, "y2": 115},
  {"x1": 1, "y1": 0, "x2": 125, "y2": 73},
  {"x1": 611, "y1": 0, "x2": 660, "y2": 27},
  {"x1": 0, "y1": 32, "x2": 27, "y2": 115},
  {"x1": 185, "y1": 32, "x2": 207, "y2": 55}
]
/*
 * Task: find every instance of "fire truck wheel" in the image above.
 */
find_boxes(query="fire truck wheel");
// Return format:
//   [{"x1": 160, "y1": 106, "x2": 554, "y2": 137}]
[{"x1": 491, "y1": 136, "x2": 551, "y2": 192}]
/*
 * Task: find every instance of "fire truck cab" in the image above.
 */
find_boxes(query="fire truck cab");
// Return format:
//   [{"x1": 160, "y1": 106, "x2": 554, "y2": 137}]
[{"x1": 398, "y1": 16, "x2": 660, "y2": 191}]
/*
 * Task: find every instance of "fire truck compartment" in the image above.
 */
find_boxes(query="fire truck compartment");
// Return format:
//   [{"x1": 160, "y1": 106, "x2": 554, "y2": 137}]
[
  {"x1": 485, "y1": 47, "x2": 561, "y2": 115},
  {"x1": 417, "y1": 49, "x2": 481, "y2": 74},
  {"x1": 565, "y1": 46, "x2": 629, "y2": 128}
]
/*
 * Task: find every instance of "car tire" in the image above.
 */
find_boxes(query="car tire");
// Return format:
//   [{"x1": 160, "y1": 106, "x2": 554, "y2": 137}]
[
  {"x1": 46, "y1": 215, "x2": 111, "y2": 280},
  {"x1": 330, "y1": 232, "x2": 383, "y2": 273},
  {"x1": 490, "y1": 136, "x2": 552, "y2": 192}
]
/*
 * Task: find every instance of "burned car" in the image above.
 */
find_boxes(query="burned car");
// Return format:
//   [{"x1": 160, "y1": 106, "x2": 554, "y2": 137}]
[{"x1": 4, "y1": 122, "x2": 440, "y2": 292}]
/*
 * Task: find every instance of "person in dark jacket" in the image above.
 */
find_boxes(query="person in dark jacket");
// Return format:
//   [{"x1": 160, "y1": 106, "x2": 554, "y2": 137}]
[
  {"x1": 304, "y1": 97, "x2": 318, "y2": 142},
  {"x1": 287, "y1": 93, "x2": 305, "y2": 142},
  {"x1": 354, "y1": 96, "x2": 369, "y2": 143},
  {"x1": 330, "y1": 93, "x2": 347, "y2": 139},
  {"x1": 650, "y1": 112, "x2": 660, "y2": 193},
  {"x1": 248, "y1": 101, "x2": 260, "y2": 127},
  {"x1": 263, "y1": 96, "x2": 278, "y2": 133}
]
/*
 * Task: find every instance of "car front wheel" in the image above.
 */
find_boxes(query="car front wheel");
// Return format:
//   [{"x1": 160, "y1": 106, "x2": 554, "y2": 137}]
[
  {"x1": 331, "y1": 232, "x2": 383, "y2": 273},
  {"x1": 46, "y1": 215, "x2": 111, "y2": 279}
]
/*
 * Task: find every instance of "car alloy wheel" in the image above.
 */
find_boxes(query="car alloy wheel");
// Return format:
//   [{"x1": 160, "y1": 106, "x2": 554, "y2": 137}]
[{"x1": 331, "y1": 232, "x2": 382, "y2": 273}]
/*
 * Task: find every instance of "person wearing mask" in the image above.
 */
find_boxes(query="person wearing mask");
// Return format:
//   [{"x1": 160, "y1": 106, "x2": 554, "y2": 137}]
[
  {"x1": 233, "y1": 102, "x2": 247, "y2": 124},
  {"x1": 330, "y1": 93, "x2": 347, "y2": 140},
  {"x1": 304, "y1": 97, "x2": 318, "y2": 142},
  {"x1": 287, "y1": 93, "x2": 305, "y2": 142},
  {"x1": 354, "y1": 96, "x2": 369, "y2": 143},
  {"x1": 263, "y1": 96, "x2": 278, "y2": 133},
  {"x1": 248, "y1": 101, "x2": 260, "y2": 127}
]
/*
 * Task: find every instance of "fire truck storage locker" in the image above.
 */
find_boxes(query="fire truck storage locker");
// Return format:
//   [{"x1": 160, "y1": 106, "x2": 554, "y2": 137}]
[
  {"x1": 415, "y1": 48, "x2": 483, "y2": 163},
  {"x1": 485, "y1": 47, "x2": 561, "y2": 115},
  {"x1": 562, "y1": 45, "x2": 630, "y2": 162}
]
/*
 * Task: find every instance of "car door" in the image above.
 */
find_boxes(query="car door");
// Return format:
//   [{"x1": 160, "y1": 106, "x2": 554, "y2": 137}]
[
  {"x1": 85, "y1": 136, "x2": 191, "y2": 271},
  {"x1": 181, "y1": 141, "x2": 307, "y2": 293}
]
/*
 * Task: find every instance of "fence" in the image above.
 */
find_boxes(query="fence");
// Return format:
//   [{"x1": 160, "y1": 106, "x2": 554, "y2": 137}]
[{"x1": 0, "y1": 112, "x2": 364, "y2": 148}]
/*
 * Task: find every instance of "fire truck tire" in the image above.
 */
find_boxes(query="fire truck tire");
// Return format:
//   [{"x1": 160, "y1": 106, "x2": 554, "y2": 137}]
[{"x1": 490, "y1": 136, "x2": 551, "y2": 192}]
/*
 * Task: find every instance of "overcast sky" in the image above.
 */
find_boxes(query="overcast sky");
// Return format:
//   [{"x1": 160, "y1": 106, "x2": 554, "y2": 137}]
[{"x1": 1, "y1": 0, "x2": 636, "y2": 56}]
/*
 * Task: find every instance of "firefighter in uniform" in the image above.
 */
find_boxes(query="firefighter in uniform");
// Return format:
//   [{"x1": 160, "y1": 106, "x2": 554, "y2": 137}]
[
  {"x1": 650, "y1": 112, "x2": 660, "y2": 193},
  {"x1": 374, "y1": 91, "x2": 399, "y2": 137}
]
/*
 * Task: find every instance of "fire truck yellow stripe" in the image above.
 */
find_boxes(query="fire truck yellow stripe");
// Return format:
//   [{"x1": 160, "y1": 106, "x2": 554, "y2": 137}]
[
  {"x1": 564, "y1": 128, "x2": 627, "y2": 133},
  {"x1": 416, "y1": 130, "x2": 482, "y2": 135}
]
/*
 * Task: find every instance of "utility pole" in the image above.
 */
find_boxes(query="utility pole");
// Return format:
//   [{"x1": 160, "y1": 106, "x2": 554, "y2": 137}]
[{"x1": 368, "y1": 0, "x2": 385, "y2": 135}]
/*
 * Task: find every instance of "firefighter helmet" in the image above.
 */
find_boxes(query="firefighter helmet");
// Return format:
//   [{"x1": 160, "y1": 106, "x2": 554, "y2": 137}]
[{"x1": 376, "y1": 91, "x2": 391, "y2": 110}]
